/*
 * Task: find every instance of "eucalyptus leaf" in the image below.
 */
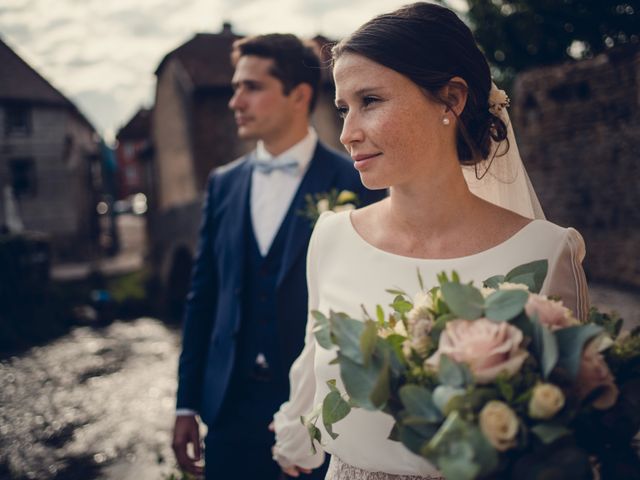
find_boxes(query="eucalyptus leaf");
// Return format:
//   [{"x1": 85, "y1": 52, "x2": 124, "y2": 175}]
[
  {"x1": 305, "y1": 422, "x2": 322, "y2": 454},
  {"x1": 441, "y1": 282, "x2": 484, "y2": 320},
  {"x1": 311, "y1": 310, "x2": 328, "y2": 326},
  {"x1": 331, "y1": 313, "x2": 365, "y2": 364},
  {"x1": 398, "y1": 385, "x2": 443, "y2": 423},
  {"x1": 312, "y1": 310, "x2": 333, "y2": 349},
  {"x1": 438, "y1": 354, "x2": 474, "y2": 388},
  {"x1": 505, "y1": 259, "x2": 548, "y2": 293},
  {"x1": 531, "y1": 423, "x2": 571, "y2": 444},
  {"x1": 555, "y1": 324, "x2": 603, "y2": 379},
  {"x1": 530, "y1": 316, "x2": 559, "y2": 378},
  {"x1": 506, "y1": 272, "x2": 537, "y2": 291},
  {"x1": 422, "y1": 412, "x2": 498, "y2": 480},
  {"x1": 339, "y1": 352, "x2": 384, "y2": 410},
  {"x1": 433, "y1": 385, "x2": 466, "y2": 413},
  {"x1": 370, "y1": 354, "x2": 391, "y2": 408},
  {"x1": 397, "y1": 422, "x2": 437, "y2": 455},
  {"x1": 483, "y1": 274, "x2": 505, "y2": 289},
  {"x1": 322, "y1": 391, "x2": 351, "y2": 440},
  {"x1": 388, "y1": 423, "x2": 400, "y2": 442},
  {"x1": 485, "y1": 290, "x2": 529, "y2": 321}
]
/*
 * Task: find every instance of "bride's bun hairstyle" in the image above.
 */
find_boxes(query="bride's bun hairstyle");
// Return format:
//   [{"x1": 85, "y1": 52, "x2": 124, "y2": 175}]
[{"x1": 331, "y1": 2, "x2": 508, "y2": 166}]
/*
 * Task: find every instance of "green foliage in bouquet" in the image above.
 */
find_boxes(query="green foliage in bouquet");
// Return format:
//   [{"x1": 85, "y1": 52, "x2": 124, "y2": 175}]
[
  {"x1": 297, "y1": 189, "x2": 359, "y2": 227},
  {"x1": 305, "y1": 260, "x2": 640, "y2": 480}
]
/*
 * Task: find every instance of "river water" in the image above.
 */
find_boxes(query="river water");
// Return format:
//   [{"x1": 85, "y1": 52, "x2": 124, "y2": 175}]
[{"x1": 0, "y1": 318, "x2": 182, "y2": 480}]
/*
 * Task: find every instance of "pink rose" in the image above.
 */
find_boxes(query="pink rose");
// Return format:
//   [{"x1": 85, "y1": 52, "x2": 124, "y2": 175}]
[
  {"x1": 525, "y1": 294, "x2": 579, "y2": 331},
  {"x1": 575, "y1": 337, "x2": 619, "y2": 409},
  {"x1": 426, "y1": 318, "x2": 529, "y2": 384}
]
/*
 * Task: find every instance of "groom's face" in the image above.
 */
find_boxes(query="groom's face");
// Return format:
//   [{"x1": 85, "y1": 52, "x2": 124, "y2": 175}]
[{"x1": 229, "y1": 55, "x2": 297, "y2": 144}]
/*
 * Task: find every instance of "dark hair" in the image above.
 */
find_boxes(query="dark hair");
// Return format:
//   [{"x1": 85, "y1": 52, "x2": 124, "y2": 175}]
[
  {"x1": 232, "y1": 33, "x2": 321, "y2": 112},
  {"x1": 332, "y1": 3, "x2": 507, "y2": 165}
]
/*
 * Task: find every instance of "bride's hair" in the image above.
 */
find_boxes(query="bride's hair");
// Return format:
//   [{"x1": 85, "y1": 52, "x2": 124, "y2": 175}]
[{"x1": 332, "y1": 2, "x2": 508, "y2": 165}]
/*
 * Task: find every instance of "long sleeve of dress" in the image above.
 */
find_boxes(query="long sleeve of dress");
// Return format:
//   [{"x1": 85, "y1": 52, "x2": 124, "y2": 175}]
[
  {"x1": 543, "y1": 227, "x2": 590, "y2": 322},
  {"x1": 272, "y1": 213, "x2": 333, "y2": 470}
]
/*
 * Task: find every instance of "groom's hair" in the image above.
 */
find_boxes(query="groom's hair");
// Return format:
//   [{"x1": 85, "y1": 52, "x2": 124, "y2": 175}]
[{"x1": 231, "y1": 33, "x2": 321, "y2": 112}]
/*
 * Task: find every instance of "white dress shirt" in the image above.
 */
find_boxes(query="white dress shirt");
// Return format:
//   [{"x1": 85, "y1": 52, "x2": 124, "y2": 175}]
[
  {"x1": 176, "y1": 128, "x2": 318, "y2": 417},
  {"x1": 251, "y1": 128, "x2": 317, "y2": 256}
]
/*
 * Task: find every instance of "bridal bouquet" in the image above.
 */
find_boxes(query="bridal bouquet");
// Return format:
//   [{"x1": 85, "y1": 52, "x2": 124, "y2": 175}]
[{"x1": 306, "y1": 261, "x2": 640, "y2": 480}]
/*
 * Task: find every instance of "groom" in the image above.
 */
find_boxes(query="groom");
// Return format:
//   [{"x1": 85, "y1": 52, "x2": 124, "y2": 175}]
[{"x1": 171, "y1": 33, "x2": 384, "y2": 479}]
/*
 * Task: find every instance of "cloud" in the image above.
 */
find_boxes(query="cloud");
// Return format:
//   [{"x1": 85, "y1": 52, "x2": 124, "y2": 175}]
[{"x1": 0, "y1": 0, "x2": 471, "y2": 138}]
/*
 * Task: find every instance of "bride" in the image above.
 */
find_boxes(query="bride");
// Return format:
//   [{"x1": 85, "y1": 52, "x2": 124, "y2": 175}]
[{"x1": 272, "y1": 3, "x2": 588, "y2": 479}]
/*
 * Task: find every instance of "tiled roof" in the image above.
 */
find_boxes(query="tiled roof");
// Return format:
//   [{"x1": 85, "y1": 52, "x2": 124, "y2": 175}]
[
  {"x1": 155, "y1": 24, "x2": 240, "y2": 88},
  {"x1": 117, "y1": 107, "x2": 152, "y2": 141},
  {"x1": 0, "y1": 36, "x2": 72, "y2": 106}
]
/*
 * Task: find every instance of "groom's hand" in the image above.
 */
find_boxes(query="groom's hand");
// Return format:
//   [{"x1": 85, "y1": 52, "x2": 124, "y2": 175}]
[{"x1": 172, "y1": 415, "x2": 204, "y2": 477}]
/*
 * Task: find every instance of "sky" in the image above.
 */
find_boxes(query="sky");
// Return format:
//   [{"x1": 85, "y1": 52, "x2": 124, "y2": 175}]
[{"x1": 0, "y1": 0, "x2": 468, "y2": 143}]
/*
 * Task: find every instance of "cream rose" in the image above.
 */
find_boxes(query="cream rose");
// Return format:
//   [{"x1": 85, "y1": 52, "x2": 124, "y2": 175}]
[
  {"x1": 426, "y1": 318, "x2": 529, "y2": 383},
  {"x1": 525, "y1": 294, "x2": 579, "y2": 330},
  {"x1": 575, "y1": 337, "x2": 619, "y2": 409},
  {"x1": 479, "y1": 401, "x2": 519, "y2": 451},
  {"x1": 528, "y1": 383, "x2": 565, "y2": 419}
]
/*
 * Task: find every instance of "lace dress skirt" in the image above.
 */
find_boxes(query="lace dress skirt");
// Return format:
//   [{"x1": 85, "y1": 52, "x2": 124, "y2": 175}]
[{"x1": 326, "y1": 456, "x2": 446, "y2": 480}]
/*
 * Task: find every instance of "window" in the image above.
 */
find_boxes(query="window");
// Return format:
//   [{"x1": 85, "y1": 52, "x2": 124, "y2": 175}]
[
  {"x1": 10, "y1": 158, "x2": 37, "y2": 197},
  {"x1": 4, "y1": 104, "x2": 32, "y2": 135}
]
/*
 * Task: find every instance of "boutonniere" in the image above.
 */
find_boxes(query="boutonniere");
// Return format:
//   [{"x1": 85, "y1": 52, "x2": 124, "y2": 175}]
[{"x1": 298, "y1": 189, "x2": 360, "y2": 227}]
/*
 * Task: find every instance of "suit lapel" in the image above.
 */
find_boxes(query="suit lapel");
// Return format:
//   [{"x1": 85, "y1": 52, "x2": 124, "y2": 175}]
[
  {"x1": 276, "y1": 143, "x2": 338, "y2": 287},
  {"x1": 224, "y1": 155, "x2": 253, "y2": 303}
]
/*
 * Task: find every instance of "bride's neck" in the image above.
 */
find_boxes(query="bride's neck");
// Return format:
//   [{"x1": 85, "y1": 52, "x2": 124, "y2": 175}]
[{"x1": 387, "y1": 167, "x2": 477, "y2": 236}]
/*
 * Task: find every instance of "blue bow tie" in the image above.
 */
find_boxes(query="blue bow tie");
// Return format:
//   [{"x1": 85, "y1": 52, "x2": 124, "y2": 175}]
[{"x1": 252, "y1": 156, "x2": 299, "y2": 175}]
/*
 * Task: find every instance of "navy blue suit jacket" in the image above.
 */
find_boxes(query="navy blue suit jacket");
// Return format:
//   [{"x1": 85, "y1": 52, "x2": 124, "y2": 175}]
[{"x1": 176, "y1": 142, "x2": 385, "y2": 425}]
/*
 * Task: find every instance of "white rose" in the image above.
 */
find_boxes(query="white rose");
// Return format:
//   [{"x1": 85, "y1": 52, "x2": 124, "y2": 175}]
[
  {"x1": 316, "y1": 198, "x2": 330, "y2": 213},
  {"x1": 481, "y1": 287, "x2": 497, "y2": 298},
  {"x1": 528, "y1": 383, "x2": 565, "y2": 420},
  {"x1": 393, "y1": 320, "x2": 408, "y2": 337},
  {"x1": 498, "y1": 282, "x2": 530, "y2": 291},
  {"x1": 479, "y1": 401, "x2": 519, "y2": 452},
  {"x1": 407, "y1": 291, "x2": 434, "y2": 327}
]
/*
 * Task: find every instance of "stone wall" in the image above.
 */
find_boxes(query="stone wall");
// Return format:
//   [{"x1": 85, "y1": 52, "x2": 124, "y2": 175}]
[{"x1": 513, "y1": 48, "x2": 640, "y2": 288}]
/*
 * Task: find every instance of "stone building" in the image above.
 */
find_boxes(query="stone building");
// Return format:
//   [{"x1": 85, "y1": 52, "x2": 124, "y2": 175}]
[
  {"x1": 0, "y1": 37, "x2": 107, "y2": 261},
  {"x1": 147, "y1": 24, "x2": 343, "y2": 315},
  {"x1": 513, "y1": 46, "x2": 640, "y2": 288}
]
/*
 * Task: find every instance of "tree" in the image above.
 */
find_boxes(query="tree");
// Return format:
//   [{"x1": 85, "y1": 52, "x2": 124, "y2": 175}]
[{"x1": 456, "y1": 0, "x2": 639, "y2": 75}]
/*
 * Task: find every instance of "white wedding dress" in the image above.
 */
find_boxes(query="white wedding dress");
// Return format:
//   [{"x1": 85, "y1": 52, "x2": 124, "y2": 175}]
[{"x1": 273, "y1": 210, "x2": 589, "y2": 478}]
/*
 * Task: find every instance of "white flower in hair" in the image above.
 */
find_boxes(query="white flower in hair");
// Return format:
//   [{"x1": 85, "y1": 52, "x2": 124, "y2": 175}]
[{"x1": 488, "y1": 84, "x2": 510, "y2": 116}]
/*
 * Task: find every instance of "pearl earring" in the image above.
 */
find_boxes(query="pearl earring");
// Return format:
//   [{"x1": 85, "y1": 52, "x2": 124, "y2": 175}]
[{"x1": 442, "y1": 117, "x2": 450, "y2": 126}]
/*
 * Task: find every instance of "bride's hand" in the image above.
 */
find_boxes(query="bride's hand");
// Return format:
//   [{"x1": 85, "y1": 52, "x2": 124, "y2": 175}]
[{"x1": 269, "y1": 421, "x2": 313, "y2": 477}]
